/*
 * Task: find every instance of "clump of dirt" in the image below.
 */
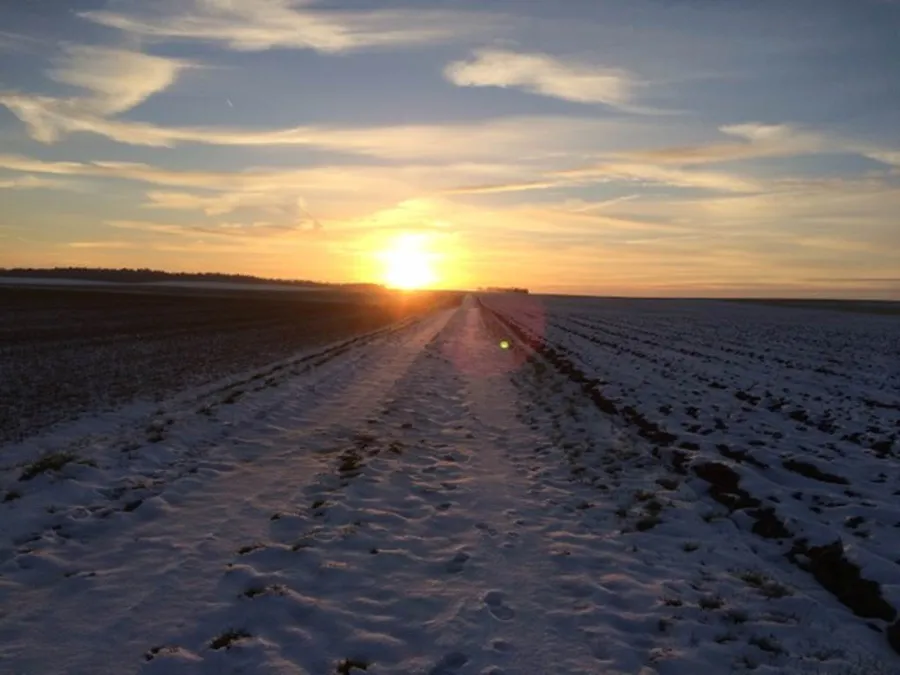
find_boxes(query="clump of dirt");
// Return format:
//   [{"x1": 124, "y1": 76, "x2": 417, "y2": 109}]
[
  {"x1": 788, "y1": 539, "x2": 896, "y2": 623},
  {"x1": 887, "y1": 621, "x2": 900, "y2": 654},
  {"x1": 749, "y1": 507, "x2": 790, "y2": 539},
  {"x1": 717, "y1": 444, "x2": 768, "y2": 469},
  {"x1": 782, "y1": 458, "x2": 849, "y2": 485},
  {"x1": 19, "y1": 452, "x2": 79, "y2": 481},
  {"x1": 209, "y1": 629, "x2": 251, "y2": 650},
  {"x1": 693, "y1": 462, "x2": 760, "y2": 511}
]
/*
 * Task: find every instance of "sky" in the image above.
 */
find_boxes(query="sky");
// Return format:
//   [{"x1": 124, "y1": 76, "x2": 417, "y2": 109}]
[{"x1": 1, "y1": 0, "x2": 899, "y2": 298}]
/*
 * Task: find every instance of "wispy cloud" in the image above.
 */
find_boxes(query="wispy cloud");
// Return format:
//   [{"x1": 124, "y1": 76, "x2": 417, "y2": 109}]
[
  {"x1": 621, "y1": 122, "x2": 900, "y2": 169},
  {"x1": 0, "y1": 148, "x2": 761, "y2": 247},
  {"x1": 862, "y1": 150, "x2": 900, "y2": 167},
  {"x1": 0, "y1": 152, "x2": 399, "y2": 231},
  {"x1": 442, "y1": 179, "x2": 562, "y2": 196},
  {"x1": 558, "y1": 162, "x2": 761, "y2": 192},
  {"x1": 0, "y1": 30, "x2": 43, "y2": 53},
  {"x1": 0, "y1": 153, "x2": 444, "y2": 235},
  {"x1": 50, "y1": 45, "x2": 186, "y2": 115},
  {"x1": 446, "y1": 160, "x2": 761, "y2": 195},
  {"x1": 562, "y1": 195, "x2": 640, "y2": 212},
  {"x1": 0, "y1": 174, "x2": 73, "y2": 190},
  {"x1": 2, "y1": 59, "x2": 647, "y2": 157},
  {"x1": 107, "y1": 219, "x2": 309, "y2": 239},
  {"x1": 445, "y1": 49, "x2": 636, "y2": 109},
  {"x1": 0, "y1": 44, "x2": 188, "y2": 143},
  {"x1": 141, "y1": 190, "x2": 323, "y2": 228},
  {"x1": 67, "y1": 241, "x2": 136, "y2": 249},
  {"x1": 587, "y1": 178, "x2": 900, "y2": 266},
  {"x1": 0, "y1": 153, "x2": 400, "y2": 193},
  {"x1": 9, "y1": 57, "x2": 898, "y2": 180},
  {"x1": 80, "y1": 0, "x2": 497, "y2": 53}
]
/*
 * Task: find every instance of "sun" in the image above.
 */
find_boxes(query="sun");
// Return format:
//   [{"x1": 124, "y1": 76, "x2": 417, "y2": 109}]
[{"x1": 380, "y1": 234, "x2": 438, "y2": 290}]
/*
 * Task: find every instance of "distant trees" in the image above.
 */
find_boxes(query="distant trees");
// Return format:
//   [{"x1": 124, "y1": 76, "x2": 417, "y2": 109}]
[
  {"x1": 0, "y1": 267, "x2": 382, "y2": 289},
  {"x1": 478, "y1": 286, "x2": 529, "y2": 294}
]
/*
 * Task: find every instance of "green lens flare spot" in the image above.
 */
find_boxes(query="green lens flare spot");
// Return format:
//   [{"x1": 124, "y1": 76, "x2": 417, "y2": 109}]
[{"x1": 500, "y1": 340, "x2": 510, "y2": 350}]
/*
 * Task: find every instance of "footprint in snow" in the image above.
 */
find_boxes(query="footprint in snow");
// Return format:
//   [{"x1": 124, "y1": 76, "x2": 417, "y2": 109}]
[
  {"x1": 427, "y1": 651, "x2": 469, "y2": 675},
  {"x1": 446, "y1": 551, "x2": 470, "y2": 574},
  {"x1": 501, "y1": 531, "x2": 520, "y2": 549},
  {"x1": 483, "y1": 590, "x2": 515, "y2": 621},
  {"x1": 475, "y1": 522, "x2": 498, "y2": 536}
]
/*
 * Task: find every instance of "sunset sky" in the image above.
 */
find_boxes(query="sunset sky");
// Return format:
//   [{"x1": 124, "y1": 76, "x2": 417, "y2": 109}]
[{"x1": 1, "y1": 0, "x2": 898, "y2": 297}]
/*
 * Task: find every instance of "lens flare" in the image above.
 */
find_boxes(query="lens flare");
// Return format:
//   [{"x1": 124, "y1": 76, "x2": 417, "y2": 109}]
[{"x1": 444, "y1": 294, "x2": 547, "y2": 379}]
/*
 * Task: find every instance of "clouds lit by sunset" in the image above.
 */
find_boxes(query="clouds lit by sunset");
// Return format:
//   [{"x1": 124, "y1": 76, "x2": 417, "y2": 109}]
[{"x1": 1, "y1": 0, "x2": 898, "y2": 297}]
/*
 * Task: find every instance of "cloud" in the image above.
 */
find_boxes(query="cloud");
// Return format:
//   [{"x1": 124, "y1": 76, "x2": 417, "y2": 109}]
[
  {"x1": 107, "y1": 219, "x2": 311, "y2": 240},
  {"x1": 445, "y1": 49, "x2": 635, "y2": 108},
  {"x1": 442, "y1": 179, "x2": 562, "y2": 196},
  {"x1": 582, "y1": 177, "x2": 900, "y2": 265},
  {"x1": 446, "y1": 161, "x2": 761, "y2": 195},
  {"x1": 0, "y1": 116, "x2": 624, "y2": 192},
  {"x1": 864, "y1": 150, "x2": 900, "y2": 167},
  {"x1": 618, "y1": 123, "x2": 826, "y2": 166},
  {"x1": 50, "y1": 45, "x2": 186, "y2": 115},
  {"x1": 67, "y1": 241, "x2": 136, "y2": 249},
  {"x1": 0, "y1": 44, "x2": 187, "y2": 143},
  {"x1": 563, "y1": 195, "x2": 640, "y2": 212},
  {"x1": 107, "y1": 220, "x2": 206, "y2": 237},
  {"x1": 621, "y1": 122, "x2": 900, "y2": 169},
  {"x1": 0, "y1": 31, "x2": 43, "y2": 53},
  {"x1": 0, "y1": 175, "x2": 72, "y2": 190},
  {"x1": 0, "y1": 152, "x2": 514, "y2": 231},
  {"x1": 142, "y1": 190, "x2": 324, "y2": 228},
  {"x1": 0, "y1": 151, "x2": 760, "y2": 250},
  {"x1": 0, "y1": 144, "x2": 763, "y2": 252},
  {"x1": 0, "y1": 154, "x2": 467, "y2": 229},
  {"x1": 0, "y1": 153, "x2": 388, "y2": 192},
  {"x1": 80, "y1": 0, "x2": 497, "y2": 53},
  {"x1": 2, "y1": 57, "x2": 649, "y2": 157},
  {"x1": 0, "y1": 152, "x2": 404, "y2": 231},
  {"x1": 64, "y1": 236, "x2": 262, "y2": 256},
  {"x1": 558, "y1": 162, "x2": 761, "y2": 192}
]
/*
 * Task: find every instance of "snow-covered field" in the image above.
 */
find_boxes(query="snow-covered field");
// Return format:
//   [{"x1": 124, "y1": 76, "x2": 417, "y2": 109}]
[
  {"x1": 1, "y1": 295, "x2": 898, "y2": 674},
  {"x1": 0, "y1": 285, "x2": 447, "y2": 442}
]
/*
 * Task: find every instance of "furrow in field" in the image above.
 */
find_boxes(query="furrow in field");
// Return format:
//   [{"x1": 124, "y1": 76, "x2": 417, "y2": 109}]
[{"x1": 481, "y1": 296, "x2": 900, "y2": 661}]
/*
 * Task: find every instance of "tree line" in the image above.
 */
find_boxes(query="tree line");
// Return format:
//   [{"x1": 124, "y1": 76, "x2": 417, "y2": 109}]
[{"x1": 0, "y1": 267, "x2": 381, "y2": 289}]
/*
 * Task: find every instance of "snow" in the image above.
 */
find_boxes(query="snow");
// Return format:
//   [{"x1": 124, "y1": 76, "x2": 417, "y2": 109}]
[{"x1": 1, "y1": 296, "x2": 897, "y2": 674}]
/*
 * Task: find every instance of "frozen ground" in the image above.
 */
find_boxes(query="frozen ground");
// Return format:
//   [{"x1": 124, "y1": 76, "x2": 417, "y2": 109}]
[
  {"x1": 0, "y1": 277, "x2": 323, "y2": 291},
  {"x1": 0, "y1": 295, "x2": 897, "y2": 674},
  {"x1": 0, "y1": 285, "x2": 455, "y2": 442}
]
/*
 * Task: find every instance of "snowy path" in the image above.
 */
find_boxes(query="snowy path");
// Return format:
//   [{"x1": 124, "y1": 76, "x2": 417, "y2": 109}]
[
  {"x1": 1, "y1": 312, "x2": 458, "y2": 674},
  {"x1": 127, "y1": 300, "x2": 667, "y2": 675},
  {"x1": 1, "y1": 299, "x2": 895, "y2": 674}
]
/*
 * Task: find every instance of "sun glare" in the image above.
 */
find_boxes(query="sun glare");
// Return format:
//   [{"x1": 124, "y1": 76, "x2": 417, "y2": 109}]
[{"x1": 380, "y1": 234, "x2": 438, "y2": 290}]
